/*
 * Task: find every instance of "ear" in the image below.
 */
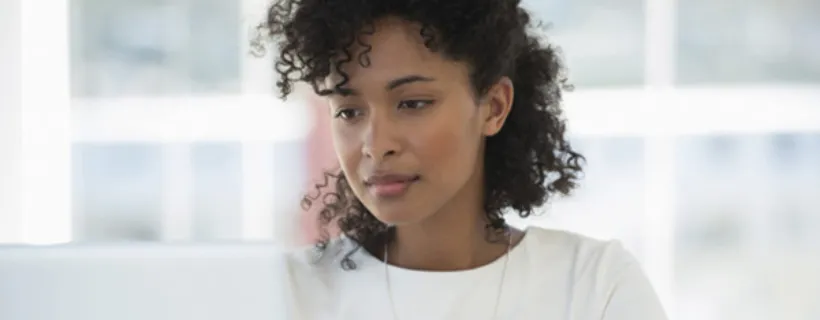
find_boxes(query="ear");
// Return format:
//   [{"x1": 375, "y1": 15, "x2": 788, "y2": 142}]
[{"x1": 481, "y1": 77, "x2": 514, "y2": 137}]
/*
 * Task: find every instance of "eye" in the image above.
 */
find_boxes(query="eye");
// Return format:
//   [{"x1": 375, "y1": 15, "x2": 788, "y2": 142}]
[
  {"x1": 333, "y1": 108, "x2": 363, "y2": 120},
  {"x1": 397, "y1": 99, "x2": 433, "y2": 110}
]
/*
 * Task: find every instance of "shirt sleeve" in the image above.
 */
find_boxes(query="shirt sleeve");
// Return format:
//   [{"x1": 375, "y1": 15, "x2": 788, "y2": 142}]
[{"x1": 599, "y1": 247, "x2": 668, "y2": 320}]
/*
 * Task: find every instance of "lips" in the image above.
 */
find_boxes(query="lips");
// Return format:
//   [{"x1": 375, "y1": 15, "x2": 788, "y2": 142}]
[{"x1": 364, "y1": 174, "x2": 420, "y2": 198}]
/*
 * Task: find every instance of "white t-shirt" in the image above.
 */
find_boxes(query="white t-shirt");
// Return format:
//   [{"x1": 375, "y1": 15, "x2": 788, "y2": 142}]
[{"x1": 279, "y1": 227, "x2": 668, "y2": 320}]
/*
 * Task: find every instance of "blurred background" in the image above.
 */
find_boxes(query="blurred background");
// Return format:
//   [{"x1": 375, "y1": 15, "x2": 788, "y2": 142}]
[{"x1": 2, "y1": 0, "x2": 820, "y2": 319}]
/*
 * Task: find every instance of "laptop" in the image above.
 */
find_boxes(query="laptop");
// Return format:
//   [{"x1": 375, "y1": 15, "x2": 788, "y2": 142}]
[{"x1": 0, "y1": 243, "x2": 290, "y2": 320}]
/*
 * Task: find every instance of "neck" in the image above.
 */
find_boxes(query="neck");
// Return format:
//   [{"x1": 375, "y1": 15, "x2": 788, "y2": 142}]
[
  {"x1": 389, "y1": 212, "x2": 495, "y2": 271},
  {"x1": 385, "y1": 155, "x2": 507, "y2": 271}
]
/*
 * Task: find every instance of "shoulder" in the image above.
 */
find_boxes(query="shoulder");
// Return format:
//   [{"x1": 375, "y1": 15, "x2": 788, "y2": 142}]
[
  {"x1": 523, "y1": 227, "x2": 667, "y2": 319},
  {"x1": 523, "y1": 226, "x2": 637, "y2": 273}
]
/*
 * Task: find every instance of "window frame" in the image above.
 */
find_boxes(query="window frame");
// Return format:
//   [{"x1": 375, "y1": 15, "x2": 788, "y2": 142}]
[{"x1": 2, "y1": 0, "x2": 73, "y2": 245}]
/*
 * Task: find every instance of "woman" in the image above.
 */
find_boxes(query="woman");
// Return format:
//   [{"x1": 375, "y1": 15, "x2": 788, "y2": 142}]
[{"x1": 262, "y1": 0, "x2": 668, "y2": 319}]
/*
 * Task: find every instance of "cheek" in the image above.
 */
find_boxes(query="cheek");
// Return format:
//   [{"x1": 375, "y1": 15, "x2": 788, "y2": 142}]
[
  {"x1": 413, "y1": 108, "x2": 481, "y2": 178},
  {"x1": 330, "y1": 125, "x2": 360, "y2": 175},
  {"x1": 416, "y1": 128, "x2": 461, "y2": 163}
]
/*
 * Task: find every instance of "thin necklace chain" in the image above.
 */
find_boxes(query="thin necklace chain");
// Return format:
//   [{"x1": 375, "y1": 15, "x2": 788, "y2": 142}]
[{"x1": 383, "y1": 229, "x2": 513, "y2": 320}]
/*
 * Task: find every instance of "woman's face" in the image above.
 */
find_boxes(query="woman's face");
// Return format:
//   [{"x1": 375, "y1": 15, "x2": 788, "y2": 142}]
[{"x1": 325, "y1": 17, "x2": 511, "y2": 226}]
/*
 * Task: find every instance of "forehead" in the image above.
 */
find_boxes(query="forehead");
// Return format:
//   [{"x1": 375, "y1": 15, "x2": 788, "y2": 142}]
[{"x1": 325, "y1": 17, "x2": 468, "y2": 89}]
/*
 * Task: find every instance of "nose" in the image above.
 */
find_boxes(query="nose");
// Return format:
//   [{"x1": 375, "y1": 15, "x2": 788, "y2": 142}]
[{"x1": 362, "y1": 113, "x2": 400, "y2": 161}]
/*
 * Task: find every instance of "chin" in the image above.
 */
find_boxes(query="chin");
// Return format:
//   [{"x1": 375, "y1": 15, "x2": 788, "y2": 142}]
[{"x1": 369, "y1": 206, "x2": 426, "y2": 226}]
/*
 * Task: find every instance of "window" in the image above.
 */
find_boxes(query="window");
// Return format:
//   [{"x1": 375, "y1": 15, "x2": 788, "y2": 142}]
[
  {"x1": 524, "y1": 0, "x2": 645, "y2": 87},
  {"x1": 70, "y1": 0, "x2": 242, "y2": 97},
  {"x1": 2, "y1": 0, "x2": 310, "y2": 245},
  {"x1": 675, "y1": 134, "x2": 820, "y2": 319},
  {"x1": 677, "y1": 0, "x2": 820, "y2": 84}
]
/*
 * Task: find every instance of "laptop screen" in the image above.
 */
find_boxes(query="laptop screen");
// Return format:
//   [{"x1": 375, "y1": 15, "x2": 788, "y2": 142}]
[{"x1": 0, "y1": 244, "x2": 289, "y2": 320}]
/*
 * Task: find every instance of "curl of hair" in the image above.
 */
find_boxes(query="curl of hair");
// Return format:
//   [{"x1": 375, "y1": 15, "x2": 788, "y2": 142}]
[{"x1": 259, "y1": 0, "x2": 585, "y2": 269}]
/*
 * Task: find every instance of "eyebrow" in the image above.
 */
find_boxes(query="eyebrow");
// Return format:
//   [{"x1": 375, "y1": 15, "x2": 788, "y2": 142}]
[
  {"x1": 385, "y1": 75, "x2": 436, "y2": 90},
  {"x1": 327, "y1": 75, "x2": 436, "y2": 96}
]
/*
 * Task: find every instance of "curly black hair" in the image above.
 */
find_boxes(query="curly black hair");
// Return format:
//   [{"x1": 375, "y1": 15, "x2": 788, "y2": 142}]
[{"x1": 259, "y1": 0, "x2": 584, "y2": 269}]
